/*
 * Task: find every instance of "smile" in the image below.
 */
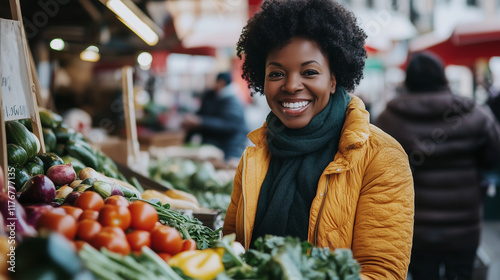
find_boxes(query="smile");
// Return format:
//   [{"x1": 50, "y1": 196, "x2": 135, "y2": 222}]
[{"x1": 281, "y1": 101, "x2": 310, "y2": 109}]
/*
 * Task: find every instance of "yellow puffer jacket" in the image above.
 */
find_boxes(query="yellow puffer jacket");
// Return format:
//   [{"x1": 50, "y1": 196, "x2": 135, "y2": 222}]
[{"x1": 223, "y1": 96, "x2": 414, "y2": 280}]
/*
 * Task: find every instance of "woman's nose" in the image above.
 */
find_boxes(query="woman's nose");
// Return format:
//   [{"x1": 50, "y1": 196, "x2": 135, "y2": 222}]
[{"x1": 281, "y1": 74, "x2": 303, "y2": 94}]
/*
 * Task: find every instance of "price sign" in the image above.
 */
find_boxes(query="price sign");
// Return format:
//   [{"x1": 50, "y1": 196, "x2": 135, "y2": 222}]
[{"x1": 0, "y1": 18, "x2": 34, "y2": 121}]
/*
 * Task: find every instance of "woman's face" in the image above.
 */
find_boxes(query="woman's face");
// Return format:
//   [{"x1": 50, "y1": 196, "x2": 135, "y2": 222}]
[{"x1": 264, "y1": 37, "x2": 336, "y2": 129}]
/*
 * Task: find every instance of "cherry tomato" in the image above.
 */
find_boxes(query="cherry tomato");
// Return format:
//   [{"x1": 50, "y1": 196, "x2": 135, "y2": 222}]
[
  {"x1": 105, "y1": 195, "x2": 130, "y2": 207},
  {"x1": 100, "y1": 226, "x2": 126, "y2": 239},
  {"x1": 74, "y1": 191, "x2": 104, "y2": 211},
  {"x1": 91, "y1": 231, "x2": 130, "y2": 255},
  {"x1": 128, "y1": 201, "x2": 158, "y2": 231},
  {"x1": 79, "y1": 210, "x2": 99, "y2": 221},
  {"x1": 99, "y1": 205, "x2": 131, "y2": 230},
  {"x1": 150, "y1": 225, "x2": 183, "y2": 255},
  {"x1": 61, "y1": 205, "x2": 83, "y2": 221},
  {"x1": 76, "y1": 220, "x2": 102, "y2": 242},
  {"x1": 157, "y1": 252, "x2": 172, "y2": 263},
  {"x1": 126, "y1": 230, "x2": 151, "y2": 252},
  {"x1": 181, "y1": 238, "x2": 197, "y2": 251},
  {"x1": 36, "y1": 210, "x2": 77, "y2": 240}
]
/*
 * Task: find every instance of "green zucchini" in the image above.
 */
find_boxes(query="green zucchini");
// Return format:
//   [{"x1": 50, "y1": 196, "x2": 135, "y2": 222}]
[
  {"x1": 24, "y1": 161, "x2": 44, "y2": 176},
  {"x1": 66, "y1": 142, "x2": 98, "y2": 169},
  {"x1": 42, "y1": 128, "x2": 57, "y2": 152},
  {"x1": 7, "y1": 143, "x2": 28, "y2": 166},
  {"x1": 116, "y1": 185, "x2": 137, "y2": 198},
  {"x1": 38, "y1": 152, "x2": 64, "y2": 172},
  {"x1": 6, "y1": 121, "x2": 39, "y2": 158},
  {"x1": 54, "y1": 126, "x2": 76, "y2": 144},
  {"x1": 9, "y1": 165, "x2": 31, "y2": 192},
  {"x1": 39, "y1": 108, "x2": 63, "y2": 129}
]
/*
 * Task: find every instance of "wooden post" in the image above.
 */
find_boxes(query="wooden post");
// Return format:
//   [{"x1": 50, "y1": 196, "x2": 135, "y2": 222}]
[
  {"x1": 122, "y1": 66, "x2": 140, "y2": 167},
  {"x1": 0, "y1": 74, "x2": 7, "y2": 193},
  {"x1": 8, "y1": 0, "x2": 45, "y2": 154}
]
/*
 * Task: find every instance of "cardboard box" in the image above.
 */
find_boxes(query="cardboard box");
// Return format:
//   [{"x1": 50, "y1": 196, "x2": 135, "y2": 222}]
[{"x1": 138, "y1": 130, "x2": 185, "y2": 149}]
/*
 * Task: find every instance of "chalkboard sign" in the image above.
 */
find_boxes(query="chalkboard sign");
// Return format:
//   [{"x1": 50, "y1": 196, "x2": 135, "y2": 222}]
[{"x1": 0, "y1": 18, "x2": 34, "y2": 121}]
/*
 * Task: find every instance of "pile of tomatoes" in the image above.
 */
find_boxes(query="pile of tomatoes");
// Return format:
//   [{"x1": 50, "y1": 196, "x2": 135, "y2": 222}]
[{"x1": 36, "y1": 191, "x2": 196, "y2": 261}]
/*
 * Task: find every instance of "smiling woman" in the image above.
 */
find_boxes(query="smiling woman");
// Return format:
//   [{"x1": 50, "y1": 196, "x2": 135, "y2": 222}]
[{"x1": 223, "y1": 1, "x2": 415, "y2": 280}]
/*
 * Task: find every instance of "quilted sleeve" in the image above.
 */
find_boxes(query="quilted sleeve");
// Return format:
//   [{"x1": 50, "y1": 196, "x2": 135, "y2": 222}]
[{"x1": 354, "y1": 145, "x2": 414, "y2": 280}]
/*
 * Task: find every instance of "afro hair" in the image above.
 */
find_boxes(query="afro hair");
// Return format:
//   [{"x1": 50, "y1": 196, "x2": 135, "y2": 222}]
[{"x1": 237, "y1": 0, "x2": 367, "y2": 95}]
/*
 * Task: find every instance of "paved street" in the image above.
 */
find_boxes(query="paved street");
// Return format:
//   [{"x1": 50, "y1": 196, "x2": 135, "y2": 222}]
[{"x1": 480, "y1": 221, "x2": 500, "y2": 280}]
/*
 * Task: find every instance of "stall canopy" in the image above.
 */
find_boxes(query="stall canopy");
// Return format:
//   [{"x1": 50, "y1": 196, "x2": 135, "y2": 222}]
[{"x1": 409, "y1": 19, "x2": 500, "y2": 68}]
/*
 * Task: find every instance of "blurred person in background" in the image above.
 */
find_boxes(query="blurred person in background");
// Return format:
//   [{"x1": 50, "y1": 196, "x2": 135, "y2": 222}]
[
  {"x1": 376, "y1": 52, "x2": 500, "y2": 280},
  {"x1": 181, "y1": 72, "x2": 249, "y2": 162},
  {"x1": 223, "y1": 0, "x2": 415, "y2": 279}
]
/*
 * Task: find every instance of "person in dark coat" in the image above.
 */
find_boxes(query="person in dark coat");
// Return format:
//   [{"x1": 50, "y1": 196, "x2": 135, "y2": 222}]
[
  {"x1": 375, "y1": 52, "x2": 500, "y2": 280},
  {"x1": 182, "y1": 72, "x2": 249, "y2": 161}
]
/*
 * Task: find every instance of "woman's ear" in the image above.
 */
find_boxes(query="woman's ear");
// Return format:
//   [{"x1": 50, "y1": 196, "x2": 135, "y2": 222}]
[{"x1": 330, "y1": 74, "x2": 337, "y2": 94}]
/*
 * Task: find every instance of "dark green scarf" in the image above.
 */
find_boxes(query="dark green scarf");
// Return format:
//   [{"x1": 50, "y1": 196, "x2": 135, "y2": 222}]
[{"x1": 252, "y1": 87, "x2": 351, "y2": 244}]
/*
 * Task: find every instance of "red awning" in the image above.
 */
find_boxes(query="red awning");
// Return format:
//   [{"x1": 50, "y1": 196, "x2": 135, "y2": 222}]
[{"x1": 409, "y1": 19, "x2": 500, "y2": 68}]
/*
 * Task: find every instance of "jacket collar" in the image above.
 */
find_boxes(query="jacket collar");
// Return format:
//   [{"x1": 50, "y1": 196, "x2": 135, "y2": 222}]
[{"x1": 248, "y1": 95, "x2": 370, "y2": 173}]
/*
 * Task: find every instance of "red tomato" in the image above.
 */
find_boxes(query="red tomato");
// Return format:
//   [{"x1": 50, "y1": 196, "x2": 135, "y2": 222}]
[
  {"x1": 91, "y1": 231, "x2": 130, "y2": 255},
  {"x1": 36, "y1": 210, "x2": 77, "y2": 240},
  {"x1": 79, "y1": 210, "x2": 99, "y2": 221},
  {"x1": 99, "y1": 205, "x2": 131, "y2": 230},
  {"x1": 61, "y1": 206, "x2": 83, "y2": 221},
  {"x1": 105, "y1": 195, "x2": 130, "y2": 207},
  {"x1": 181, "y1": 238, "x2": 197, "y2": 251},
  {"x1": 128, "y1": 201, "x2": 158, "y2": 231},
  {"x1": 157, "y1": 252, "x2": 172, "y2": 263},
  {"x1": 74, "y1": 240, "x2": 87, "y2": 251},
  {"x1": 76, "y1": 220, "x2": 102, "y2": 242},
  {"x1": 150, "y1": 225, "x2": 183, "y2": 255},
  {"x1": 126, "y1": 230, "x2": 151, "y2": 252},
  {"x1": 74, "y1": 191, "x2": 104, "y2": 211},
  {"x1": 100, "y1": 226, "x2": 126, "y2": 239}
]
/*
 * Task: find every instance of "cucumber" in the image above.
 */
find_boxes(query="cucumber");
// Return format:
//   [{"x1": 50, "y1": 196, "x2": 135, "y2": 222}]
[
  {"x1": 81, "y1": 178, "x2": 97, "y2": 186},
  {"x1": 6, "y1": 121, "x2": 39, "y2": 158},
  {"x1": 116, "y1": 185, "x2": 137, "y2": 198},
  {"x1": 54, "y1": 126, "x2": 76, "y2": 144},
  {"x1": 7, "y1": 144, "x2": 28, "y2": 166},
  {"x1": 39, "y1": 108, "x2": 63, "y2": 129},
  {"x1": 42, "y1": 128, "x2": 57, "y2": 152},
  {"x1": 53, "y1": 143, "x2": 66, "y2": 156},
  {"x1": 24, "y1": 161, "x2": 44, "y2": 176},
  {"x1": 66, "y1": 142, "x2": 98, "y2": 169},
  {"x1": 9, "y1": 165, "x2": 31, "y2": 192},
  {"x1": 38, "y1": 152, "x2": 64, "y2": 172}
]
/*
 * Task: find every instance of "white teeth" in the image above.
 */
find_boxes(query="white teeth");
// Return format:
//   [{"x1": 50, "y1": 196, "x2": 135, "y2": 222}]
[{"x1": 282, "y1": 101, "x2": 309, "y2": 109}]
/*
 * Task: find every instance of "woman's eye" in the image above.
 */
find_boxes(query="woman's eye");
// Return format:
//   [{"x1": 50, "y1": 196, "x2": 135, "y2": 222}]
[
  {"x1": 268, "y1": 72, "x2": 283, "y2": 78},
  {"x1": 303, "y1": 70, "x2": 319, "y2": 76}
]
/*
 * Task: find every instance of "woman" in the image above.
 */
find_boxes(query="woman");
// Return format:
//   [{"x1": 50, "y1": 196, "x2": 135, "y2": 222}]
[
  {"x1": 376, "y1": 52, "x2": 500, "y2": 280},
  {"x1": 223, "y1": 0, "x2": 414, "y2": 279}
]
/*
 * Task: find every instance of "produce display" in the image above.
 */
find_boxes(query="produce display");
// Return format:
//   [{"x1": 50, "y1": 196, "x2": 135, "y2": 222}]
[
  {"x1": 149, "y1": 158, "x2": 233, "y2": 216},
  {"x1": 1, "y1": 109, "x2": 361, "y2": 280}
]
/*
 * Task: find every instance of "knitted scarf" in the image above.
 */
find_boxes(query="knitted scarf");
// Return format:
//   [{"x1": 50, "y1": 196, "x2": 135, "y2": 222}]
[{"x1": 251, "y1": 88, "x2": 351, "y2": 244}]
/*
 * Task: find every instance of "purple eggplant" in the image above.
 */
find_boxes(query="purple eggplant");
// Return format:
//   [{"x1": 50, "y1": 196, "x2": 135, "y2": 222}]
[
  {"x1": 46, "y1": 164, "x2": 77, "y2": 186},
  {"x1": 18, "y1": 175, "x2": 56, "y2": 204}
]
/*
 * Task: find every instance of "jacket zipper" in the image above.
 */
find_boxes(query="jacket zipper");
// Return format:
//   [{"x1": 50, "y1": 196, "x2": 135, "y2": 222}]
[
  {"x1": 314, "y1": 176, "x2": 329, "y2": 246},
  {"x1": 241, "y1": 152, "x2": 248, "y2": 249}
]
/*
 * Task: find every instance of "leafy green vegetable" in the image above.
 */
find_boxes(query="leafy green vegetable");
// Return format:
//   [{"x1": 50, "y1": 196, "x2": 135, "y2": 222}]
[{"x1": 221, "y1": 235, "x2": 361, "y2": 280}]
